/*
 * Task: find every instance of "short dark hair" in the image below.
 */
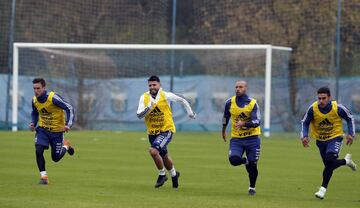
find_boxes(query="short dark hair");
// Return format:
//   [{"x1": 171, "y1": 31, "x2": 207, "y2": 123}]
[
  {"x1": 32, "y1": 78, "x2": 46, "y2": 87},
  {"x1": 148, "y1": 75, "x2": 160, "y2": 82},
  {"x1": 317, "y1": 86, "x2": 331, "y2": 96}
]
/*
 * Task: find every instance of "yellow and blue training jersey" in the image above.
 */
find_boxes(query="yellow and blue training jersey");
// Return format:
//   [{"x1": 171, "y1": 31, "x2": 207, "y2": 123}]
[
  {"x1": 31, "y1": 91, "x2": 74, "y2": 132},
  {"x1": 301, "y1": 100, "x2": 355, "y2": 141},
  {"x1": 143, "y1": 91, "x2": 176, "y2": 135},
  {"x1": 223, "y1": 94, "x2": 261, "y2": 138}
]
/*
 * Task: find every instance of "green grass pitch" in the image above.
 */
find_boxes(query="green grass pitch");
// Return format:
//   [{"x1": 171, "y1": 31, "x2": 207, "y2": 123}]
[{"x1": 0, "y1": 131, "x2": 359, "y2": 208}]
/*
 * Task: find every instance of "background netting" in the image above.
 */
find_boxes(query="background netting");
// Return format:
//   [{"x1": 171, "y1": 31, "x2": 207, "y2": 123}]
[
  {"x1": 1, "y1": 0, "x2": 360, "y2": 131},
  {"x1": 12, "y1": 47, "x2": 290, "y2": 131}
]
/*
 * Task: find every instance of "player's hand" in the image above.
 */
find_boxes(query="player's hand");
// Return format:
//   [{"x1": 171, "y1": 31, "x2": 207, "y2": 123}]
[
  {"x1": 346, "y1": 135, "x2": 354, "y2": 146},
  {"x1": 189, "y1": 112, "x2": 196, "y2": 119},
  {"x1": 302, "y1": 137, "x2": 310, "y2": 148},
  {"x1": 29, "y1": 123, "x2": 35, "y2": 131},
  {"x1": 235, "y1": 121, "x2": 245, "y2": 129},
  {"x1": 222, "y1": 131, "x2": 227, "y2": 142},
  {"x1": 149, "y1": 100, "x2": 156, "y2": 108},
  {"x1": 63, "y1": 125, "x2": 70, "y2": 132}
]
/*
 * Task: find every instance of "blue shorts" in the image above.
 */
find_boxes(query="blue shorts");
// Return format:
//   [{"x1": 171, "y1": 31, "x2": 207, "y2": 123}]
[
  {"x1": 229, "y1": 136, "x2": 260, "y2": 162},
  {"x1": 148, "y1": 131, "x2": 173, "y2": 157},
  {"x1": 35, "y1": 127, "x2": 64, "y2": 153},
  {"x1": 316, "y1": 136, "x2": 343, "y2": 161}
]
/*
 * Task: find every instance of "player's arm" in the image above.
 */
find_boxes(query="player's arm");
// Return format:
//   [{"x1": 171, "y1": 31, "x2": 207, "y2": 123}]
[
  {"x1": 222, "y1": 98, "x2": 231, "y2": 142},
  {"x1": 300, "y1": 105, "x2": 314, "y2": 147},
  {"x1": 30, "y1": 100, "x2": 39, "y2": 131},
  {"x1": 245, "y1": 102, "x2": 261, "y2": 128},
  {"x1": 234, "y1": 101, "x2": 260, "y2": 129},
  {"x1": 52, "y1": 93, "x2": 75, "y2": 131},
  {"x1": 136, "y1": 94, "x2": 154, "y2": 119},
  {"x1": 338, "y1": 104, "x2": 355, "y2": 145},
  {"x1": 165, "y1": 92, "x2": 196, "y2": 118}
]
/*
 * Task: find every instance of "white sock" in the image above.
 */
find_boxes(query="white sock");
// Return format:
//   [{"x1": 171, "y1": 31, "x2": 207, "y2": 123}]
[
  {"x1": 159, "y1": 168, "x2": 166, "y2": 176},
  {"x1": 249, "y1": 187, "x2": 255, "y2": 191},
  {"x1": 63, "y1": 145, "x2": 69, "y2": 150},
  {"x1": 40, "y1": 171, "x2": 47, "y2": 177},
  {"x1": 169, "y1": 167, "x2": 177, "y2": 177}
]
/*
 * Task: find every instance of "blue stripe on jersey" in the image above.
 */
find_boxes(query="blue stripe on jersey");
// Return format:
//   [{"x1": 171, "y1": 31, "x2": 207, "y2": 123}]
[
  {"x1": 338, "y1": 104, "x2": 355, "y2": 136},
  {"x1": 52, "y1": 93, "x2": 75, "y2": 127}
]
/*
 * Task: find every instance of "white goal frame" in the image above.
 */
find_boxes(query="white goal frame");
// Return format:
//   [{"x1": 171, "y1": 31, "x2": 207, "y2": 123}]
[{"x1": 12, "y1": 43, "x2": 292, "y2": 136}]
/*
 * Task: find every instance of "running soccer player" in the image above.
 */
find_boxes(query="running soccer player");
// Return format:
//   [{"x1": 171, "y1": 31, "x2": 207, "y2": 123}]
[
  {"x1": 301, "y1": 86, "x2": 356, "y2": 199},
  {"x1": 29, "y1": 78, "x2": 75, "y2": 184},
  {"x1": 137, "y1": 75, "x2": 196, "y2": 188},
  {"x1": 222, "y1": 80, "x2": 261, "y2": 196}
]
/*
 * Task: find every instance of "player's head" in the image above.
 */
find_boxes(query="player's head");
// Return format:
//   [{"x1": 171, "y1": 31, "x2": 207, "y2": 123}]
[
  {"x1": 317, "y1": 86, "x2": 331, "y2": 108},
  {"x1": 148, "y1": 75, "x2": 161, "y2": 96},
  {"x1": 32, "y1": 78, "x2": 46, "y2": 98},
  {"x1": 235, "y1": 80, "x2": 248, "y2": 96}
]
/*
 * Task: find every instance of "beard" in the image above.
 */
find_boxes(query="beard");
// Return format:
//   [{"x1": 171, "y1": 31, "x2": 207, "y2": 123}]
[{"x1": 150, "y1": 89, "x2": 159, "y2": 97}]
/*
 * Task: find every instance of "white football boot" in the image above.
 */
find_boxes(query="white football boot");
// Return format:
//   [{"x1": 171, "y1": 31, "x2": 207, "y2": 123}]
[
  {"x1": 315, "y1": 186, "x2": 326, "y2": 199},
  {"x1": 345, "y1": 154, "x2": 357, "y2": 171}
]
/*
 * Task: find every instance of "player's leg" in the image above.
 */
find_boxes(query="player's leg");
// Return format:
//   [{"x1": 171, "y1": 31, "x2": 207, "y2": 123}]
[
  {"x1": 64, "y1": 139, "x2": 75, "y2": 156},
  {"x1": 245, "y1": 136, "x2": 260, "y2": 196},
  {"x1": 163, "y1": 154, "x2": 173, "y2": 170},
  {"x1": 34, "y1": 128, "x2": 50, "y2": 184},
  {"x1": 315, "y1": 137, "x2": 345, "y2": 199},
  {"x1": 321, "y1": 153, "x2": 341, "y2": 188},
  {"x1": 35, "y1": 144, "x2": 46, "y2": 172},
  {"x1": 149, "y1": 147, "x2": 165, "y2": 170},
  {"x1": 148, "y1": 131, "x2": 173, "y2": 188},
  {"x1": 35, "y1": 144, "x2": 49, "y2": 184},
  {"x1": 158, "y1": 131, "x2": 179, "y2": 188},
  {"x1": 163, "y1": 154, "x2": 180, "y2": 188},
  {"x1": 50, "y1": 132, "x2": 68, "y2": 162},
  {"x1": 148, "y1": 134, "x2": 165, "y2": 170},
  {"x1": 314, "y1": 140, "x2": 328, "y2": 199},
  {"x1": 316, "y1": 141, "x2": 327, "y2": 166},
  {"x1": 228, "y1": 139, "x2": 246, "y2": 166},
  {"x1": 321, "y1": 137, "x2": 346, "y2": 187}
]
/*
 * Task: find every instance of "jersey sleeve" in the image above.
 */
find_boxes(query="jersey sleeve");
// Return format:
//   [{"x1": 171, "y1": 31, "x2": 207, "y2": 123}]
[
  {"x1": 31, "y1": 99, "x2": 39, "y2": 126},
  {"x1": 52, "y1": 93, "x2": 75, "y2": 127},
  {"x1": 300, "y1": 105, "x2": 314, "y2": 139},
  {"x1": 222, "y1": 98, "x2": 231, "y2": 127},
  {"x1": 338, "y1": 104, "x2": 355, "y2": 136},
  {"x1": 165, "y1": 92, "x2": 195, "y2": 116},
  {"x1": 244, "y1": 102, "x2": 261, "y2": 128},
  {"x1": 136, "y1": 94, "x2": 152, "y2": 119}
]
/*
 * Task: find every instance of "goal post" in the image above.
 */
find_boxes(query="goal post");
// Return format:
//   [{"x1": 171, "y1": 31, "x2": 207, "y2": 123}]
[{"x1": 12, "y1": 43, "x2": 292, "y2": 137}]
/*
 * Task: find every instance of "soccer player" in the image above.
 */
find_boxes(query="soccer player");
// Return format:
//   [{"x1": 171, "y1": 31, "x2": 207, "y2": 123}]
[
  {"x1": 137, "y1": 75, "x2": 196, "y2": 188},
  {"x1": 301, "y1": 86, "x2": 356, "y2": 199},
  {"x1": 29, "y1": 78, "x2": 75, "y2": 185},
  {"x1": 222, "y1": 80, "x2": 261, "y2": 196}
]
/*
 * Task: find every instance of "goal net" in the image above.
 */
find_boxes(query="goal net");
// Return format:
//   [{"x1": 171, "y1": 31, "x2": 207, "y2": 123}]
[{"x1": 12, "y1": 43, "x2": 291, "y2": 137}]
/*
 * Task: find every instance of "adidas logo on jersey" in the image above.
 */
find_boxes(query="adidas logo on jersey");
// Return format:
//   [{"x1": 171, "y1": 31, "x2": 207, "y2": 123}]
[
  {"x1": 149, "y1": 107, "x2": 163, "y2": 116},
  {"x1": 237, "y1": 112, "x2": 249, "y2": 121},
  {"x1": 39, "y1": 108, "x2": 52, "y2": 117},
  {"x1": 40, "y1": 108, "x2": 49, "y2": 114},
  {"x1": 319, "y1": 118, "x2": 332, "y2": 127}
]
